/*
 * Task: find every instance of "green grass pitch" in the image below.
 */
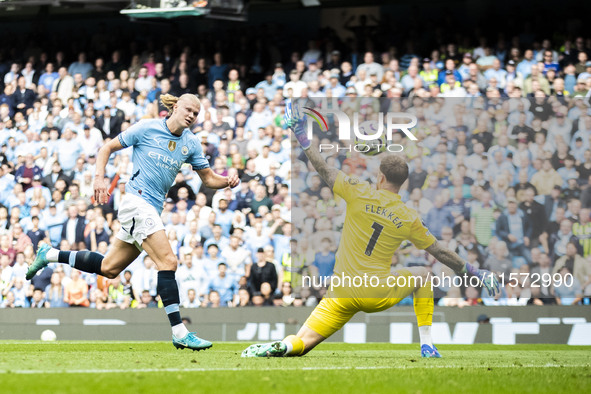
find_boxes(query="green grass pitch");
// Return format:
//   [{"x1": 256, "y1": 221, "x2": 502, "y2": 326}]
[{"x1": 0, "y1": 342, "x2": 589, "y2": 393}]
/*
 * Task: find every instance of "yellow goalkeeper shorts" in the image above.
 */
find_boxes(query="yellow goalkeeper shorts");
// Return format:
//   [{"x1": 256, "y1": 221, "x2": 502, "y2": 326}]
[{"x1": 304, "y1": 269, "x2": 417, "y2": 338}]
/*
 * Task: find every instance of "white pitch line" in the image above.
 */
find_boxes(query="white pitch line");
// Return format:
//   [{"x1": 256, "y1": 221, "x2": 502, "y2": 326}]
[{"x1": 0, "y1": 364, "x2": 586, "y2": 374}]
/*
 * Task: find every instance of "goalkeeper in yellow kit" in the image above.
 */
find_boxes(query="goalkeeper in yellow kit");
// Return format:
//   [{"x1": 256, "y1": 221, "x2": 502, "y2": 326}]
[{"x1": 242, "y1": 100, "x2": 500, "y2": 358}]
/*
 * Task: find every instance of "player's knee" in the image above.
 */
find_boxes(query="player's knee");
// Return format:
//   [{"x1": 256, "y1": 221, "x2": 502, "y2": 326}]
[
  {"x1": 415, "y1": 267, "x2": 430, "y2": 282},
  {"x1": 159, "y1": 254, "x2": 178, "y2": 271},
  {"x1": 101, "y1": 266, "x2": 120, "y2": 279}
]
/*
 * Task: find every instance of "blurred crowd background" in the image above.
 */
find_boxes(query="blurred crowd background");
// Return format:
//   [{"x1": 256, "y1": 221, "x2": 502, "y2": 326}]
[{"x1": 0, "y1": 5, "x2": 590, "y2": 309}]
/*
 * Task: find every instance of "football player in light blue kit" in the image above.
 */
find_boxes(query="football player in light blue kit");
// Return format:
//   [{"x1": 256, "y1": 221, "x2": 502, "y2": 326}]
[{"x1": 27, "y1": 93, "x2": 239, "y2": 351}]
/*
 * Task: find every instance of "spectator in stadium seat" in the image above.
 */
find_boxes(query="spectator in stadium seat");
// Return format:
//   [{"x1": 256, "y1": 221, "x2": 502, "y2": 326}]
[
  {"x1": 519, "y1": 188, "x2": 547, "y2": 247},
  {"x1": 42, "y1": 161, "x2": 70, "y2": 191},
  {"x1": 554, "y1": 266, "x2": 583, "y2": 305},
  {"x1": 181, "y1": 288, "x2": 201, "y2": 308},
  {"x1": 312, "y1": 238, "x2": 336, "y2": 282},
  {"x1": 301, "y1": 61, "x2": 321, "y2": 84},
  {"x1": 255, "y1": 72, "x2": 279, "y2": 101},
  {"x1": 26, "y1": 216, "x2": 47, "y2": 252},
  {"x1": 10, "y1": 223, "x2": 32, "y2": 254},
  {"x1": 177, "y1": 250, "x2": 208, "y2": 300},
  {"x1": 44, "y1": 272, "x2": 67, "y2": 308},
  {"x1": 203, "y1": 243, "x2": 225, "y2": 279},
  {"x1": 260, "y1": 282, "x2": 275, "y2": 306},
  {"x1": 405, "y1": 188, "x2": 432, "y2": 218},
  {"x1": 469, "y1": 189, "x2": 496, "y2": 247},
  {"x1": 407, "y1": 157, "x2": 427, "y2": 192},
  {"x1": 425, "y1": 195, "x2": 454, "y2": 239},
  {"x1": 14, "y1": 154, "x2": 42, "y2": 192},
  {"x1": 496, "y1": 197, "x2": 532, "y2": 266},
  {"x1": 11, "y1": 76, "x2": 36, "y2": 115},
  {"x1": 203, "y1": 224, "x2": 229, "y2": 255},
  {"x1": 105, "y1": 275, "x2": 130, "y2": 310},
  {"x1": 573, "y1": 208, "x2": 591, "y2": 257},
  {"x1": 61, "y1": 205, "x2": 85, "y2": 250},
  {"x1": 249, "y1": 184, "x2": 273, "y2": 214},
  {"x1": 221, "y1": 233, "x2": 252, "y2": 279},
  {"x1": 248, "y1": 247, "x2": 278, "y2": 294},
  {"x1": 38, "y1": 62, "x2": 59, "y2": 92},
  {"x1": 207, "y1": 262, "x2": 237, "y2": 307},
  {"x1": 68, "y1": 52, "x2": 93, "y2": 80},
  {"x1": 531, "y1": 159, "x2": 564, "y2": 195},
  {"x1": 484, "y1": 240, "x2": 513, "y2": 277},
  {"x1": 207, "y1": 53, "x2": 228, "y2": 89},
  {"x1": 64, "y1": 269, "x2": 89, "y2": 307},
  {"x1": 133, "y1": 290, "x2": 158, "y2": 309},
  {"x1": 44, "y1": 201, "x2": 65, "y2": 247},
  {"x1": 130, "y1": 256, "x2": 157, "y2": 301},
  {"x1": 96, "y1": 105, "x2": 124, "y2": 139},
  {"x1": 356, "y1": 52, "x2": 383, "y2": 82},
  {"x1": 205, "y1": 289, "x2": 221, "y2": 308},
  {"x1": 85, "y1": 216, "x2": 110, "y2": 251},
  {"x1": 282, "y1": 69, "x2": 307, "y2": 98},
  {"x1": 0, "y1": 290, "x2": 16, "y2": 308},
  {"x1": 235, "y1": 286, "x2": 252, "y2": 307},
  {"x1": 55, "y1": 128, "x2": 83, "y2": 176},
  {"x1": 0, "y1": 234, "x2": 16, "y2": 264},
  {"x1": 552, "y1": 241, "x2": 591, "y2": 287},
  {"x1": 52, "y1": 67, "x2": 74, "y2": 104},
  {"x1": 548, "y1": 219, "x2": 581, "y2": 261}
]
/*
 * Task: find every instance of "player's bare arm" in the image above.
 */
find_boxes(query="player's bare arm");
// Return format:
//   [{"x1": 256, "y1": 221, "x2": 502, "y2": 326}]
[
  {"x1": 424, "y1": 240, "x2": 466, "y2": 274},
  {"x1": 302, "y1": 147, "x2": 340, "y2": 190},
  {"x1": 94, "y1": 137, "x2": 124, "y2": 204},
  {"x1": 196, "y1": 167, "x2": 240, "y2": 189},
  {"x1": 425, "y1": 240, "x2": 500, "y2": 296}
]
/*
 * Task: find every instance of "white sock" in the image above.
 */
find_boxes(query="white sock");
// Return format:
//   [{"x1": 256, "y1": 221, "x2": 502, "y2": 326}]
[
  {"x1": 172, "y1": 323, "x2": 189, "y2": 338},
  {"x1": 45, "y1": 248, "x2": 60, "y2": 262},
  {"x1": 419, "y1": 325, "x2": 433, "y2": 347},
  {"x1": 283, "y1": 340, "x2": 293, "y2": 355}
]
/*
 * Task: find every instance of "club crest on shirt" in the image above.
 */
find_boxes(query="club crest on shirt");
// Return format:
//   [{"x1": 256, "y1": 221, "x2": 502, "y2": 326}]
[
  {"x1": 346, "y1": 176, "x2": 359, "y2": 185},
  {"x1": 181, "y1": 146, "x2": 189, "y2": 155},
  {"x1": 168, "y1": 141, "x2": 177, "y2": 152},
  {"x1": 145, "y1": 218, "x2": 155, "y2": 228}
]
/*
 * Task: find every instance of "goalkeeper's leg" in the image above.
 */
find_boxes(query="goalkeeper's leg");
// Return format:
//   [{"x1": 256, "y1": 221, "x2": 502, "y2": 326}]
[
  {"x1": 407, "y1": 267, "x2": 440, "y2": 358},
  {"x1": 242, "y1": 297, "x2": 355, "y2": 357}
]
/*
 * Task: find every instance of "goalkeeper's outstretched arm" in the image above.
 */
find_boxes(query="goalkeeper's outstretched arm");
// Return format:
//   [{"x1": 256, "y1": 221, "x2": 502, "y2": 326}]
[
  {"x1": 302, "y1": 147, "x2": 340, "y2": 190},
  {"x1": 285, "y1": 99, "x2": 339, "y2": 189},
  {"x1": 425, "y1": 240, "x2": 500, "y2": 296},
  {"x1": 425, "y1": 241, "x2": 467, "y2": 274}
]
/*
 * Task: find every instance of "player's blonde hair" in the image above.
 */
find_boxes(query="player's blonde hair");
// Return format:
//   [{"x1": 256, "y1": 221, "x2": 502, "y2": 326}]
[
  {"x1": 160, "y1": 93, "x2": 201, "y2": 114},
  {"x1": 160, "y1": 93, "x2": 179, "y2": 112}
]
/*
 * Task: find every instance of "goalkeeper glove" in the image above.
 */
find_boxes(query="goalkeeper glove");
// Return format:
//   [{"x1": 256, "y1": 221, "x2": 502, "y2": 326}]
[
  {"x1": 461, "y1": 262, "x2": 500, "y2": 297},
  {"x1": 284, "y1": 99, "x2": 311, "y2": 150}
]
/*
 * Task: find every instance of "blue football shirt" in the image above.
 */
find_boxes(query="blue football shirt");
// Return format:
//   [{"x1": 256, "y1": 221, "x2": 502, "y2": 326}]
[{"x1": 118, "y1": 119, "x2": 209, "y2": 214}]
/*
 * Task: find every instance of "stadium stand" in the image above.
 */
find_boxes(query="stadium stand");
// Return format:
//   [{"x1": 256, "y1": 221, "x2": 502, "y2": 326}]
[{"x1": 0, "y1": 10, "x2": 590, "y2": 309}]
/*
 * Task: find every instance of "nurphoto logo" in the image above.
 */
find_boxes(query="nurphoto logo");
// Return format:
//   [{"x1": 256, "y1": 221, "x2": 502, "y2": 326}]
[{"x1": 302, "y1": 99, "x2": 418, "y2": 154}]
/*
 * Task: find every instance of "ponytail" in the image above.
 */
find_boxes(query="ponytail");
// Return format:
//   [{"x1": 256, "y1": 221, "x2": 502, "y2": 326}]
[{"x1": 160, "y1": 93, "x2": 179, "y2": 113}]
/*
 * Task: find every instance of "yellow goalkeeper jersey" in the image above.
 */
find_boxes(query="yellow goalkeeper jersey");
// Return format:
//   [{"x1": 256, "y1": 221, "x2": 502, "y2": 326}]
[{"x1": 332, "y1": 171, "x2": 436, "y2": 279}]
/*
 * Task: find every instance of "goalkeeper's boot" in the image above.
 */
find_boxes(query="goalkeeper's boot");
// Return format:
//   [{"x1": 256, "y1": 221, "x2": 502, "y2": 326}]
[
  {"x1": 26, "y1": 243, "x2": 51, "y2": 280},
  {"x1": 172, "y1": 332, "x2": 212, "y2": 351},
  {"x1": 242, "y1": 341, "x2": 287, "y2": 357},
  {"x1": 421, "y1": 344, "x2": 442, "y2": 358}
]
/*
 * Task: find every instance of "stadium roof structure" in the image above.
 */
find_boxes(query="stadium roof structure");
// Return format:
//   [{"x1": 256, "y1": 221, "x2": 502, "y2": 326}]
[
  {"x1": 119, "y1": 7, "x2": 208, "y2": 18},
  {"x1": 120, "y1": 2, "x2": 211, "y2": 19}
]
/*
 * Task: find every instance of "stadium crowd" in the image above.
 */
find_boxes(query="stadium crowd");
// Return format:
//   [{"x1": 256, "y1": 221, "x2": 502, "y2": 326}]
[{"x1": 0, "y1": 20, "x2": 590, "y2": 309}]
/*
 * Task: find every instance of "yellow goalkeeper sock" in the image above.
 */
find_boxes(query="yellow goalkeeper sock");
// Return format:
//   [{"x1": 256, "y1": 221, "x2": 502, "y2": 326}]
[
  {"x1": 283, "y1": 335, "x2": 305, "y2": 356},
  {"x1": 413, "y1": 281, "x2": 434, "y2": 328}
]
